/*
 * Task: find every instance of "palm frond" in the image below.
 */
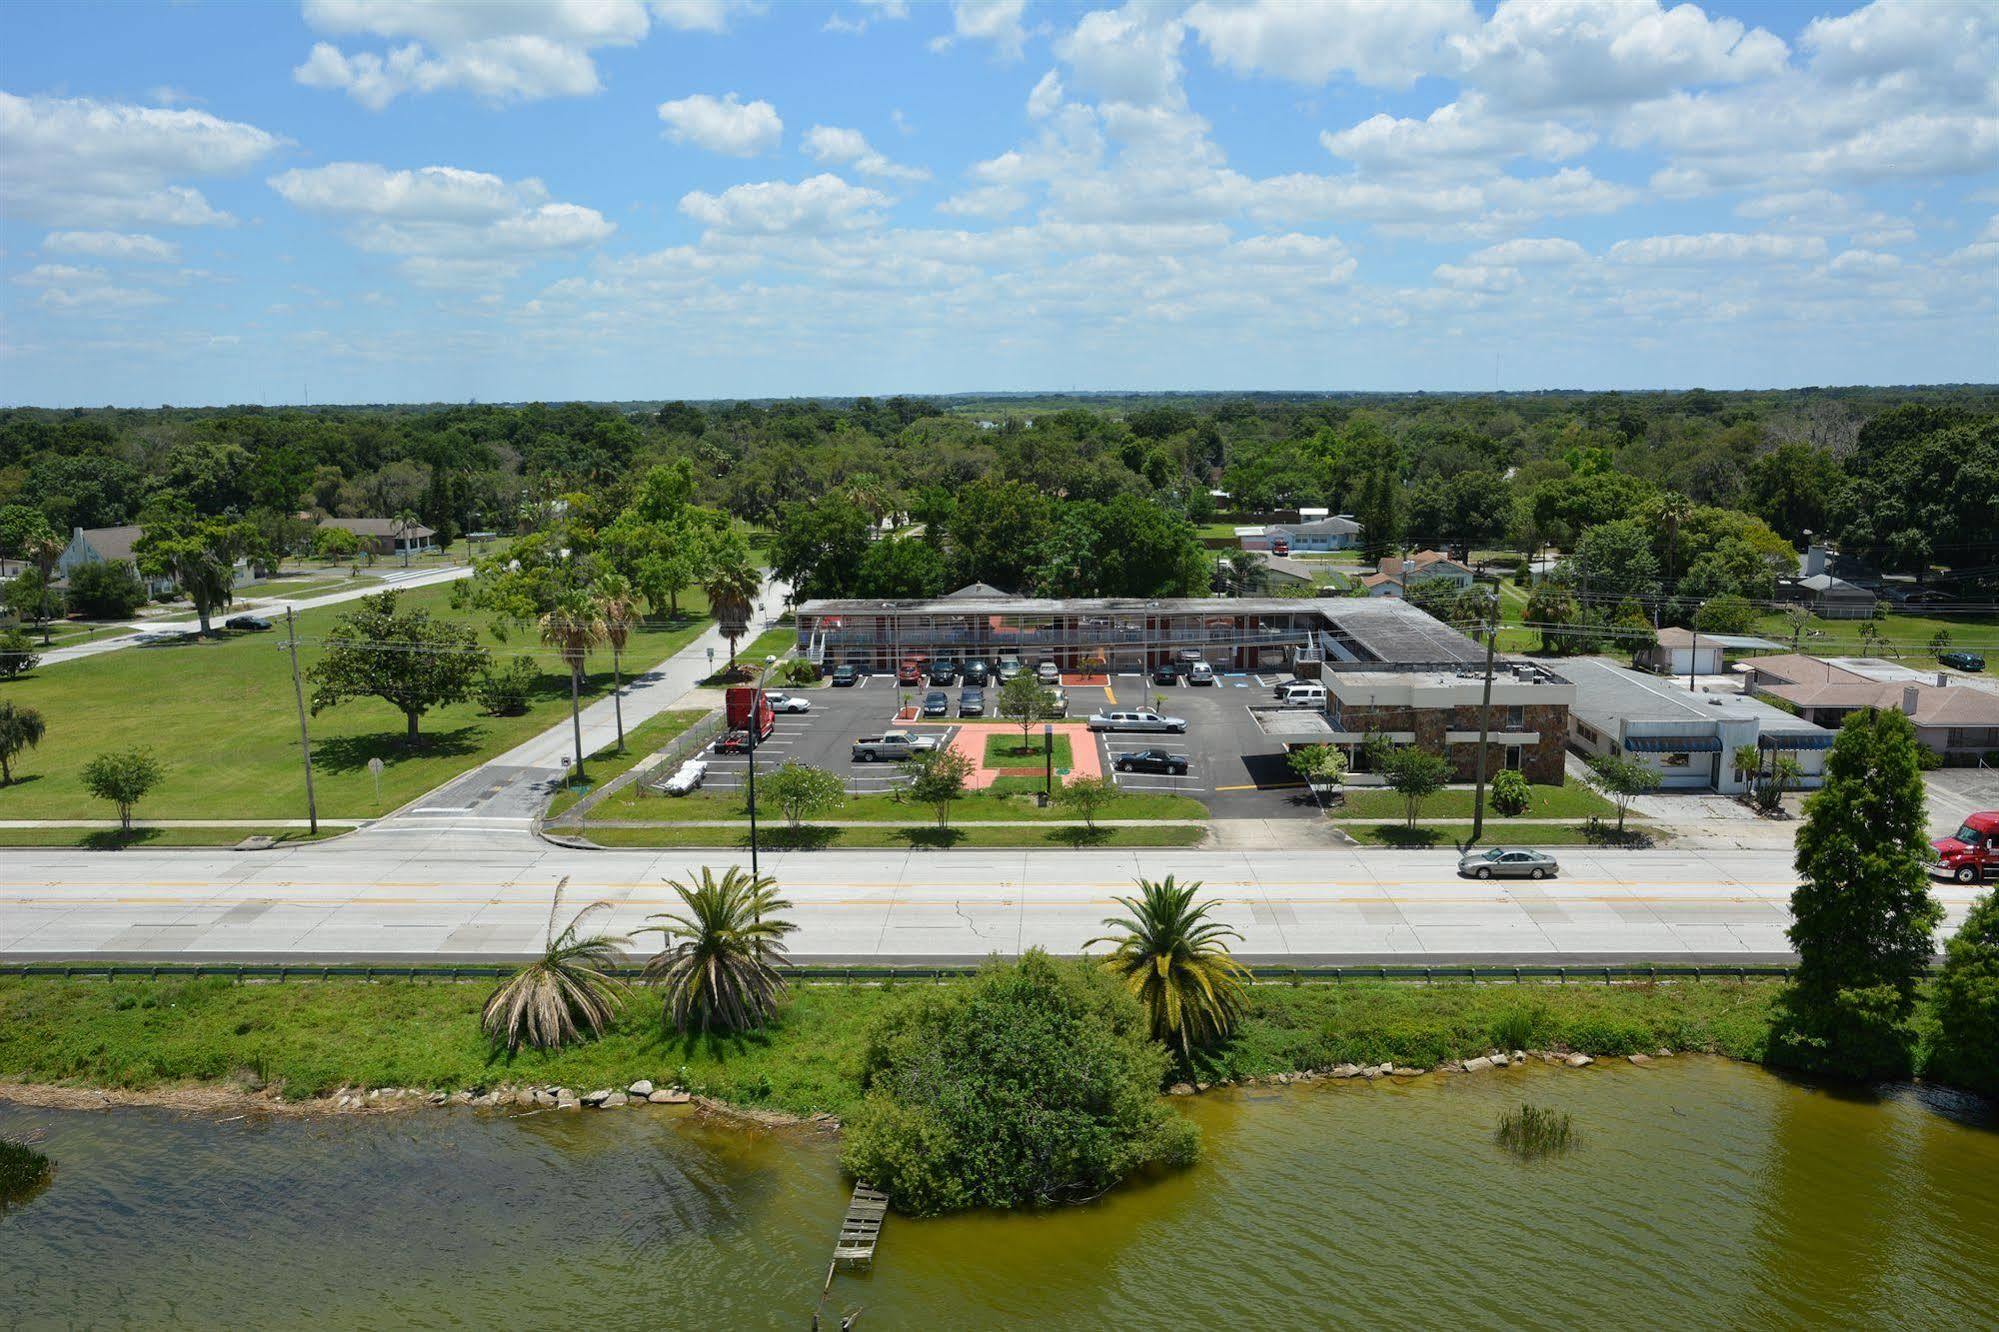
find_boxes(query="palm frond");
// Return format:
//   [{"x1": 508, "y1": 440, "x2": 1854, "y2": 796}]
[
  {"x1": 481, "y1": 877, "x2": 631, "y2": 1052},
  {"x1": 1086, "y1": 875, "x2": 1250, "y2": 1059},
  {"x1": 641, "y1": 866, "x2": 797, "y2": 1034}
]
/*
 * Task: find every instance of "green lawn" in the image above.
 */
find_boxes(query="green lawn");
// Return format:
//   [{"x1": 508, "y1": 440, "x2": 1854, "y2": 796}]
[
  {"x1": 584, "y1": 786, "x2": 1205, "y2": 825},
  {"x1": 582, "y1": 822, "x2": 1209, "y2": 849},
  {"x1": 1747, "y1": 608, "x2": 1999, "y2": 657},
  {"x1": 983, "y1": 731, "x2": 1075, "y2": 768},
  {"x1": 542, "y1": 709, "x2": 709, "y2": 818},
  {"x1": 699, "y1": 626, "x2": 796, "y2": 683},
  {"x1": 1332, "y1": 782, "x2": 1619, "y2": 821},
  {"x1": 0, "y1": 582, "x2": 716, "y2": 822},
  {"x1": 0, "y1": 826, "x2": 346, "y2": 849},
  {"x1": 242, "y1": 575, "x2": 376, "y2": 598},
  {"x1": 1337, "y1": 821, "x2": 1661, "y2": 848}
]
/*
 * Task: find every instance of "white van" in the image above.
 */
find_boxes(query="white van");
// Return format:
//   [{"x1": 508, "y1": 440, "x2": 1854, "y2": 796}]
[{"x1": 1274, "y1": 681, "x2": 1327, "y2": 708}]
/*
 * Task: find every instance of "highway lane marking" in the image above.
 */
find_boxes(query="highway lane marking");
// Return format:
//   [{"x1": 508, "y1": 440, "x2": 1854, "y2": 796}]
[{"x1": 20, "y1": 892, "x2": 1810, "y2": 911}]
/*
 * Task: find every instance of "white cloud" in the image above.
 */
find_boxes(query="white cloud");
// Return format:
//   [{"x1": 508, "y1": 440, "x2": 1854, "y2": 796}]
[
  {"x1": 43, "y1": 230, "x2": 181, "y2": 262},
  {"x1": 1321, "y1": 95, "x2": 1591, "y2": 169},
  {"x1": 1054, "y1": 4, "x2": 1184, "y2": 107},
  {"x1": 1607, "y1": 232, "x2": 1827, "y2": 264},
  {"x1": 930, "y1": 0, "x2": 1030, "y2": 61},
  {"x1": 658, "y1": 93, "x2": 783, "y2": 156},
  {"x1": 11, "y1": 262, "x2": 169, "y2": 314},
  {"x1": 1467, "y1": 236, "x2": 1588, "y2": 265},
  {"x1": 269, "y1": 162, "x2": 614, "y2": 285},
  {"x1": 1027, "y1": 70, "x2": 1064, "y2": 119},
  {"x1": 938, "y1": 184, "x2": 1029, "y2": 218},
  {"x1": 294, "y1": 0, "x2": 754, "y2": 107},
  {"x1": 803, "y1": 125, "x2": 930, "y2": 181},
  {"x1": 824, "y1": 1, "x2": 909, "y2": 35},
  {"x1": 0, "y1": 91, "x2": 282, "y2": 228},
  {"x1": 1433, "y1": 261, "x2": 1522, "y2": 292},
  {"x1": 1826, "y1": 248, "x2": 1903, "y2": 277},
  {"x1": 679, "y1": 173, "x2": 892, "y2": 234},
  {"x1": 1186, "y1": 0, "x2": 1475, "y2": 89}
]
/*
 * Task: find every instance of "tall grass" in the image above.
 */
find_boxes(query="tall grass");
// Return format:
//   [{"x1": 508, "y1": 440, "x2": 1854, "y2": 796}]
[
  {"x1": 0, "y1": 1133, "x2": 55, "y2": 1208},
  {"x1": 1495, "y1": 1104, "x2": 1576, "y2": 1158}
]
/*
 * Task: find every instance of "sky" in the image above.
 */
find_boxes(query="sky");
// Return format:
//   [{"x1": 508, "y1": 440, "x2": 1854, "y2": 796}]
[{"x1": 1, "y1": 0, "x2": 1995, "y2": 407}]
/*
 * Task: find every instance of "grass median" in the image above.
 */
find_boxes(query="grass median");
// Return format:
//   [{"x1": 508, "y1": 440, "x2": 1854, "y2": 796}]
[
  {"x1": 581, "y1": 786, "x2": 1206, "y2": 824},
  {"x1": 1336, "y1": 821, "x2": 1663, "y2": 848},
  {"x1": 579, "y1": 822, "x2": 1210, "y2": 849},
  {"x1": 1330, "y1": 783, "x2": 1622, "y2": 821},
  {"x1": 0, "y1": 975, "x2": 1785, "y2": 1115},
  {"x1": 0, "y1": 826, "x2": 347, "y2": 849}
]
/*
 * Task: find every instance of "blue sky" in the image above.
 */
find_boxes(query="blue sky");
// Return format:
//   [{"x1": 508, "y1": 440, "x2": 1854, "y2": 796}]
[{"x1": 2, "y1": 0, "x2": 1994, "y2": 406}]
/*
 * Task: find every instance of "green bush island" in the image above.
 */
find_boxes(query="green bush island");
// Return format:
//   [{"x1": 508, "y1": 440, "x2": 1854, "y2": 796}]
[{"x1": 1928, "y1": 892, "x2": 1999, "y2": 1095}]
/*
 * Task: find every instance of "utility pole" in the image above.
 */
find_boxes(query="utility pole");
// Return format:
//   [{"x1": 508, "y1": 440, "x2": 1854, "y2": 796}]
[
  {"x1": 284, "y1": 605, "x2": 319, "y2": 835},
  {"x1": 1688, "y1": 624, "x2": 1698, "y2": 693},
  {"x1": 1469, "y1": 586, "x2": 1498, "y2": 845}
]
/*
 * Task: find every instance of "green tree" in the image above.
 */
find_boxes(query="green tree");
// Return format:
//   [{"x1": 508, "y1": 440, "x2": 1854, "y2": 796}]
[
  {"x1": 1489, "y1": 768, "x2": 1530, "y2": 816},
  {"x1": 474, "y1": 654, "x2": 539, "y2": 716},
  {"x1": 81, "y1": 747, "x2": 164, "y2": 833},
  {"x1": 1382, "y1": 746, "x2": 1450, "y2": 828},
  {"x1": 540, "y1": 588, "x2": 606, "y2": 779},
  {"x1": 134, "y1": 507, "x2": 264, "y2": 636},
  {"x1": 312, "y1": 525, "x2": 364, "y2": 566},
  {"x1": 309, "y1": 590, "x2": 489, "y2": 743},
  {"x1": 998, "y1": 671, "x2": 1055, "y2": 752},
  {"x1": 1777, "y1": 707, "x2": 1942, "y2": 1078},
  {"x1": 595, "y1": 574, "x2": 639, "y2": 752},
  {"x1": 0, "y1": 628, "x2": 39, "y2": 680},
  {"x1": 642, "y1": 867, "x2": 796, "y2": 1034},
  {"x1": 1054, "y1": 774, "x2": 1120, "y2": 830},
  {"x1": 840, "y1": 951, "x2": 1198, "y2": 1216},
  {"x1": 1288, "y1": 742, "x2": 1347, "y2": 787},
  {"x1": 65, "y1": 559, "x2": 146, "y2": 618},
  {"x1": 1929, "y1": 629, "x2": 1953, "y2": 660},
  {"x1": 903, "y1": 745, "x2": 973, "y2": 829},
  {"x1": 1929, "y1": 891, "x2": 1999, "y2": 1095},
  {"x1": 481, "y1": 877, "x2": 629, "y2": 1053},
  {"x1": 1088, "y1": 876, "x2": 1250, "y2": 1062},
  {"x1": 1692, "y1": 593, "x2": 1755, "y2": 634},
  {"x1": 0, "y1": 700, "x2": 46, "y2": 785},
  {"x1": 702, "y1": 536, "x2": 762, "y2": 669},
  {"x1": 1571, "y1": 518, "x2": 1662, "y2": 602},
  {"x1": 854, "y1": 533, "x2": 949, "y2": 598},
  {"x1": 758, "y1": 761, "x2": 845, "y2": 827},
  {"x1": 0, "y1": 505, "x2": 57, "y2": 559},
  {"x1": 1583, "y1": 751, "x2": 1657, "y2": 834},
  {"x1": 768, "y1": 496, "x2": 873, "y2": 600},
  {"x1": 2, "y1": 568, "x2": 60, "y2": 645},
  {"x1": 1523, "y1": 580, "x2": 1577, "y2": 653}
]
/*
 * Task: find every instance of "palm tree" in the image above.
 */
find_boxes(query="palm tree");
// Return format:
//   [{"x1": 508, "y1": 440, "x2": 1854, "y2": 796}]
[
  {"x1": 539, "y1": 587, "x2": 606, "y2": 780},
  {"x1": 1654, "y1": 491, "x2": 1692, "y2": 588},
  {"x1": 0, "y1": 701, "x2": 46, "y2": 785},
  {"x1": 702, "y1": 554, "x2": 762, "y2": 672},
  {"x1": 1088, "y1": 876, "x2": 1251, "y2": 1062},
  {"x1": 481, "y1": 877, "x2": 630, "y2": 1053},
  {"x1": 595, "y1": 574, "x2": 639, "y2": 753},
  {"x1": 392, "y1": 507, "x2": 422, "y2": 568},
  {"x1": 642, "y1": 867, "x2": 796, "y2": 1034},
  {"x1": 23, "y1": 531, "x2": 63, "y2": 644}
]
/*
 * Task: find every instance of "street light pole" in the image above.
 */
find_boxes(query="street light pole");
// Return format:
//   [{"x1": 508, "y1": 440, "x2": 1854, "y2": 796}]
[
  {"x1": 1470, "y1": 587, "x2": 1498, "y2": 846},
  {"x1": 747, "y1": 653, "x2": 776, "y2": 883},
  {"x1": 283, "y1": 605, "x2": 319, "y2": 835},
  {"x1": 1043, "y1": 722, "x2": 1054, "y2": 804}
]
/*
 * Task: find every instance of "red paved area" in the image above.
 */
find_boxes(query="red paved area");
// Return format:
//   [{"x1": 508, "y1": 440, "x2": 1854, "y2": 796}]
[{"x1": 948, "y1": 722, "x2": 1103, "y2": 790}]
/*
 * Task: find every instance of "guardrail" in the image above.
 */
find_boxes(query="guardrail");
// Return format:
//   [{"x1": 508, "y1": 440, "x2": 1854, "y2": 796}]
[{"x1": 2, "y1": 961, "x2": 1802, "y2": 984}]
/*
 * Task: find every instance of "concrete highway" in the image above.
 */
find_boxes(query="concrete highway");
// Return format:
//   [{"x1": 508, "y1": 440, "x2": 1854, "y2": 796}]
[{"x1": 2, "y1": 827, "x2": 1984, "y2": 965}]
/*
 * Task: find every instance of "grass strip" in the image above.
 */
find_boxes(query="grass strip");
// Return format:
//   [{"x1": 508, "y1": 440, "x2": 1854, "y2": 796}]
[
  {"x1": 1336, "y1": 822, "x2": 1663, "y2": 848},
  {"x1": 579, "y1": 822, "x2": 1209, "y2": 849},
  {"x1": 542, "y1": 710, "x2": 708, "y2": 818}
]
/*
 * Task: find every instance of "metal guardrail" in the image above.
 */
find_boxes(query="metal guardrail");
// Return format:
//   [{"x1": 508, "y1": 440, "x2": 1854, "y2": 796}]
[{"x1": 2, "y1": 961, "x2": 1800, "y2": 984}]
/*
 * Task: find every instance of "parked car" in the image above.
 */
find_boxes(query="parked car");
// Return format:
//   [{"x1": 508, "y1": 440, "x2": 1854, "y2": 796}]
[
  {"x1": 1932, "y1": 812, "x2": 1997, "y2": 883},
  {"x1": 851, "y1": 730, "x2": 940, "y2": 762},
  {"x1": 962, "y1": 658, "x2": 991, "y2": 685},
  {"x1": 1152, "y1": 662, "x2": 1183, "y2": 686},
  {"x1": 959, "y1": 687, "x2": 986, "y2": 717},
  {"x1": 1114, "y1": 748, "x2": 1189, "y2": 775},
  {"x1": 831, "y1": 664, "x2": 861, "y2": 687},
  {"x1": 997, "y1": 655, "x2": 1023, "y2": 681},
  {"x1": 1088, "y1": 709, "x2": 1188, "y2": 733},
  {"x1": 1458, "y1": 848, "x2": 1559, "y2": 880},
  {"x1": 929, "y1": 659, "x2": 960, "y2": 685},
  {"x1": 896, "y1": 659, "x2": 924, "y2": 685},
  {"x1": 714, "y1": 729, "x2": 757, "y2": 754},
  {"x1": 225, "y1": 614, "x2": 272, "y2": 631},
  {"x1": 1174, "y1": 648, "x2": 1204, "y2": 667},
  {"x1": 1270, "y1": 534, "x2": 1291, "y2": 556},
  {"x1": 1036, "y1": 660, "x2": 1061, "y2": 685},
  {"x1": 1046, "y1": 686, "x2": 1068, "y2": 714},
  {"x1": 1939, "y1": 651, "x2": 1986, "y2": 673},
  {"x1": 765, "y1": 692, "x2": 811, "y2": 713},
  {"x1": 1273, "y1": 681, "x2": 1328, "y2": 708},
  {"x1": 922, "y1": 690, "x2": 951, "y2": 718},
  {"x1": 1188, "y1": 661, "x2": 1216, "y2": 686}
]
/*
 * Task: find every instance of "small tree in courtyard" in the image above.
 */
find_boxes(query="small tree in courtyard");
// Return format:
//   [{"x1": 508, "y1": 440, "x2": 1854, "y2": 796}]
[
  {"x1": 1489, "y1": 768, "x2": 1530, "y2": 816},
  {"x1": 1288, "y1": 743, "x2": 1347, "y2": 789},
  {"x1": 1381, "y1": 746, "x2": 1450, "y2": 828},
  {"x1": 82, "y1": 747, "x2": 164, "y2": 833},
  {"x1": 998, "y1": 671, "x2": 1055, "y2": 753},
  {"x1": 0, "y1": 628, "x2": 39, "y2": 680},
  {"x1": 759, "y1": 761, "x2": 845, "y2": 828},
  {"x1": 1777, "y1": 707, "x2": 1942, "y2": 1078},
  {"x1": 903, "y1": 745, "x2": 974, "y2": 829},
  {"x1": 1584, "y1": 752, "x2": 1657, "y2": 834},
  {"x1": 1054, "y1": 774, "x2": 1119, "y2": 830}
]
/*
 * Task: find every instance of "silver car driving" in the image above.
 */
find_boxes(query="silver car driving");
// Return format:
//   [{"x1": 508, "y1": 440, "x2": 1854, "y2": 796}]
[{"x1": 1458, "y1": 848, "x2": 1559, "y2": 880}]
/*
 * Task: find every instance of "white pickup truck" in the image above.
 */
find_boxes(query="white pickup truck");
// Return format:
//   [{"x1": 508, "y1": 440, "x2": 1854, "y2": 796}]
[{"x1": 851, "y1": 730, "x2": 942, "y2": 762}]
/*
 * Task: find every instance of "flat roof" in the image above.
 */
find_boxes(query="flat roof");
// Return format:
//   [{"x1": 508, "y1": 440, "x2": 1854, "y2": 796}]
[
  {"x1": 1653, "y1": 627, "x2": 1783, "y2": 650},
  {"x1": 1558, "y1": 659, "x2": 1827, "y2": 733},
  {"x1": 799, "y1": 594, "x2": 1330, "y2": 617}
]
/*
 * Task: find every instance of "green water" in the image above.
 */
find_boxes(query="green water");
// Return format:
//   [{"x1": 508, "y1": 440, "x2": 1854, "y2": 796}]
[{"x1": 4, "y1": 1059, "x2": 1995, "y2": 1328}]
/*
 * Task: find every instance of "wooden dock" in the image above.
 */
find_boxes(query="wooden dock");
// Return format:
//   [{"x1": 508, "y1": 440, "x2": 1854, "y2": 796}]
[{"x1": 833, "y1": 1183, "x2": 889, "y2": 1265}]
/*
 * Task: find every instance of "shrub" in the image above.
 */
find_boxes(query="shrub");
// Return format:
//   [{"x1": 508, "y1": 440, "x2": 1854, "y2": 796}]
[
  {"x1": 474, "y1": 654, "x2": 539, "y2": 716},
  {"x1": 776, "y1": 657, "x2": 820, "y2": 685},
  {"x1": 840, "y1": 951, "x2": 1199, "y2": 1215},
  {"x1": 1489, "y1": 769, "x2": 1530, "y2": 816},
  {"x1": 67, "y1": 559, "x2": 149, "y2": 618},
  {"x1": 0, "y1": 628, "x2": 38, "y2": 679},
  {"x1": 1928, "y1": 892, "x2": 1999, "y2": 1095}
]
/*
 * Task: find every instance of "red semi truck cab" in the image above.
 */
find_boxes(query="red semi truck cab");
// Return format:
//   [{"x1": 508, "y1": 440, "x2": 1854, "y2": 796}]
[
  {"x1": 1932, "y1": 811, "x2": 1998, "y2": 884},
  {"x1": 724, "y1": 685, "x2": 775, "y2": 743}
]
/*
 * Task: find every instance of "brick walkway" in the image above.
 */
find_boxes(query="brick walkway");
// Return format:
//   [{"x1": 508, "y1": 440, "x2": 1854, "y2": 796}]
[{"x1": 948, "y1": 722, "x2": 1103, "y2": 790}]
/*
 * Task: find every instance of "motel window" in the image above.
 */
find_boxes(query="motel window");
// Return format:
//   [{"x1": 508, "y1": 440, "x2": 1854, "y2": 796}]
[
  {"x1": 1662, "y1": 753, "x2": 1691, "y2": 768},
  {"x1": 1575, "y1": 723, "x2": 1599, "y2": 745},
  {"x1": 1506, "y1": 705, "x2": 1525, "y2": 728}
]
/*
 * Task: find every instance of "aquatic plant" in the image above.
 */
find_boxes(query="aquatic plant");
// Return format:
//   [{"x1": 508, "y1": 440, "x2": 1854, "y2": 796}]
[
  {"x1": 1495, "y1": 1103, "x2": 1577, "y2": 1158},
  {"x1": 481, "y1": 878, "x2": 630, "y2": 1053},
  {"x1": 0, "y1": 1133, "x2": 55, "y2": 1209}
]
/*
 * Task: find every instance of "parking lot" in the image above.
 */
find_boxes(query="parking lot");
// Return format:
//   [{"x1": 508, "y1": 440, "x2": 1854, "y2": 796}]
[{"x1": 703, "y1": 668, "x2": 1324, "y2": 818}]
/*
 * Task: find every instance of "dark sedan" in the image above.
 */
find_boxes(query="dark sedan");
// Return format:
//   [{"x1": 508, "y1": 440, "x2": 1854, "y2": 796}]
[
  {"x1": 929, "y1": 659, "x2": 960, "y2": 685},
  {"x1": 958, "y1": 687, "x2": 986, "y2": 716},
  {"x1": 1940, "y1": 651, "x2": 1985, "y2": 673},
  {"x1": 831, "y1": 664, "x2": 861, "y2": 687},
  {"x1": 1113, "y1": 748, "x2": 1189, "y2": 775},
  {"x1": 225, "y1": 614, "x2": 272, "y2": 631},
  {"x1": 921, "y1": 690, "x2": 951, "y2": 717},
  {"x1": 1151, "y1": 662, "x2": 1183, "y2": 686}
]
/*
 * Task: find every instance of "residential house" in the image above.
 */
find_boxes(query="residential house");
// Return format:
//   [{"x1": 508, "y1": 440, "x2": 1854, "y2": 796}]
[
  {"x1": 1744, "y1": 654, "x2": 1999, "y2": 763},
  {"x1": 1359, "y1": 550, "x2": 1475, "y2": 598},
  {"x1": 319, "y1": 516, "x2": 437, "y2": 557},
  {"x1": 55, "y1": 525, "x2": 176, "y2": 596},
  {"x1": 1779, "y1": 544, "x2": 1877, "y2": 619},
  {"x1": 1632, "y1": 627, "x2": 1785, "y2": 678}
]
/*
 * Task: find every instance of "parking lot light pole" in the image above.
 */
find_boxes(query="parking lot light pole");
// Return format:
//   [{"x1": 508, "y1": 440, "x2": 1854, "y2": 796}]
[
  {"x1": 747, "y1": 653, "x2": 777, "y2": 884},
  {"x1": 1470, "y1": 587, "x2": 1499, "y2": 846},
  {"x1": 1043, "y1": 723, "x2": 1054, "y2": 803}
]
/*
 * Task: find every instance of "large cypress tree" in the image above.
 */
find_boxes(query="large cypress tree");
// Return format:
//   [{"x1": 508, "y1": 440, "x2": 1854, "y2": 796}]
[{"x1": 1777, "y1": 706, "x2": 1942, "y2": 1077}]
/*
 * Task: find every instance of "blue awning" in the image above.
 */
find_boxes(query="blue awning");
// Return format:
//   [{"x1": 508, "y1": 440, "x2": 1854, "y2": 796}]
[
  {"x1": 1761, "y1": 732, "x2": 1835, "y2": 750},
  {"x1": 1623, "y1": 735, "x2": 1722, "y2": 753}
]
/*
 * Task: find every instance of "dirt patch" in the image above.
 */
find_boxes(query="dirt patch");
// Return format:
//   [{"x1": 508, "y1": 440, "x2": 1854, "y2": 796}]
[{"x1": 0, "y1": 1081, "x2": 345, "y2": 1118}]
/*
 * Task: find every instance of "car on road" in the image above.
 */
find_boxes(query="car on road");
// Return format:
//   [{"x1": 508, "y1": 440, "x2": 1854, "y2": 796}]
[
  {"x1": 1036, "y1": 660, "x2": 1061, "y2": 685},
  {"x1": 714, "y1": 729, "x2": 757, "y2": 754},
  {"x1": 225, "y1": 614, "x2": 272, "y2": 631},
  {"x1": 958, "y1": 687, "x2": 986, "y2": 716},
  {"x1": 765, "y1": 692, "x2": 811, "y2": 713},
  {"x1": 1188, "y1": 661, "x2": 1215, "y2": 686},
  {"x1": 1152, "y1": 662, "x2": 1182, "y2": 686},
  {"x1": 962, "y1": 658, "x2": 991, "y2": 685},
  {"x1": 1939, "y1": 650, "x2": 1986, "y2": 672},
  {"x1": 830, "y1": 664, "x2": 861, "y2": 687},
  {"x1": 922, "y1": 690, "x2": 951, "y2": 717},
  {"x1": 896, "y1": 659, "x2": 924, "y2": 685},
  {"x1": 1932, "y1": 812, "x2": 1996, "y2": 883},
  {"x1": 1458, "y1": 848, "x2": 1559, "y2": 880},
  {"x1": 1113, "y1": 748, "x2": 1189, "y2": 775},
  {"x1": 929, "y1": 659, "x2": 960, "y2": 686},
  {"x1": 1088, "y1": 708, "x2": 1188, "y2": 733}
]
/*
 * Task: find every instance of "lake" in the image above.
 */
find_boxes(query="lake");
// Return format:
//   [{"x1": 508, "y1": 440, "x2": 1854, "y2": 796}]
[{"x1": 4, "y1": 1058, "x2": 1994, "y2": 1328}]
